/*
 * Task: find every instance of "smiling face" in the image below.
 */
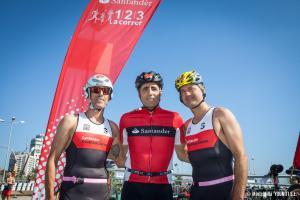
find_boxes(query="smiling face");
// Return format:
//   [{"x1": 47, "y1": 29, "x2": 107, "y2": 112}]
[
  {"x1": 89, "y1": 86, "x2": 111, "y2": 110},
  {"x1": 138, "y1": 82, "x2": 162, "y2": 110},
  {"x1": 180, "y1": 84, "x2": 205, "y2": 109}
]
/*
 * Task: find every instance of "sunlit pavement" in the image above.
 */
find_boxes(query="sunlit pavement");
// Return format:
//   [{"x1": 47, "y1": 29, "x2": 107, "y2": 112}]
[{"x1": 12, "y1": 196, "x2": 32, "y2": 200}]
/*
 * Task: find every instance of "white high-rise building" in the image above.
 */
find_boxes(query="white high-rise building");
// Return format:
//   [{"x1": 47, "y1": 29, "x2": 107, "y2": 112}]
[
  {"x1": 30, "y1": 134, "x2": 44, "y2": 168},
  {"x1": 8, "y1": 134, "x2": 44, "y2": 177},
  {"x1": 8, "y1": 151, "x2": 35, "y2": 177}
]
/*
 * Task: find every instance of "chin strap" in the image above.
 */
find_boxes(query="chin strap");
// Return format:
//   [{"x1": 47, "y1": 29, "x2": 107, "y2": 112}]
[
  {"x1": 88, "y1": 92, "x2": 103, "y2": 113},
  {"x1": 181, "y1": 93, "x2": 206, "y2": 110},
  {"x1": 191, "y1": 99, "x2": 205, "y2": 110}
]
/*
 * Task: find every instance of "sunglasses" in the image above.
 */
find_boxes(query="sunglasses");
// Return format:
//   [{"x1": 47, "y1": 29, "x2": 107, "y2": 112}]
[{"x1": 89, "y1": 87, "x2": 111, "y2": 95}]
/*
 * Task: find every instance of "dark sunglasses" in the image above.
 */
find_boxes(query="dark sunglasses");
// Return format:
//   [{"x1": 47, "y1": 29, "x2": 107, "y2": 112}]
[{"x1": 90, "y1": 87, "x2": 111, "y2": 95}]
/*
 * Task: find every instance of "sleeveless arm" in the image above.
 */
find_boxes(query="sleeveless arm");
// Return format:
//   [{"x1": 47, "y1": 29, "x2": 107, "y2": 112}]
[
  {"x1": 45, "y1": 115, "x2": 77, "y2": 200},
  {"x1": 215, "y1": 108, "x2": 247, "y2": 200},
  {"x1": 175, "y1": 115, "x2": 190, "y2": 163},
  {"x1": 107, "y1": 120, "x2": 125, "y2": 167}
]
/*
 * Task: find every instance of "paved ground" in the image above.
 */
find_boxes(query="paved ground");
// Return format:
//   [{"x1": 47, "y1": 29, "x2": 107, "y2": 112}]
[{"x1": 11, "y1": 196, "x2": 32, "y2": 200}]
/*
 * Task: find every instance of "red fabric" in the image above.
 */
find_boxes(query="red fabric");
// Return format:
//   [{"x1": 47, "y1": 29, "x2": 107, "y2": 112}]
[
  {"x1": 33, "y1": 0, "x2": 161, "y2": 199},
  {"x1": 120, "y1": 107, "x2": 183, "y2": 184},
  {"x1": 294, "y1": 133, "x2": 300, "y2": 169},
  {"x1": 72, "y1": 132, "x2": 113, "y2": 152},
  {"x1": 185, "y1": 129, "x2": 218, "y2": 152},
  {"x1": 180, "y1": 118, "x2": 192, "y2": 144},
  {"x1": 2, "y1": 189, "x2": 12, "y2": 197}
]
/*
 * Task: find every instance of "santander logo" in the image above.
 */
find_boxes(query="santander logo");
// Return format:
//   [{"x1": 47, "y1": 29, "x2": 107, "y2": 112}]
[{"x1": 99, "y1": 0, "x2": 110, "y2": 4}]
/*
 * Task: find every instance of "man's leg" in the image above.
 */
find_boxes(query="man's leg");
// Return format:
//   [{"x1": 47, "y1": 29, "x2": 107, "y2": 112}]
[{"x1": 121, "y1": 181, "x2": 141, "y2": 200}]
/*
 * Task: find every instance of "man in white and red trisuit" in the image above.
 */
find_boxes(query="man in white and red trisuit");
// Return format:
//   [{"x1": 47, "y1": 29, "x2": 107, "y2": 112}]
[
  {"x1": 175, "y1": 70, "x2": 248, "y2": 200},
  {"x1": 119, "y1": 71, "x2": 188, "y2": 200},
  {"x1": 46, "y1": 74, "x2": 122, "y2": 200}
]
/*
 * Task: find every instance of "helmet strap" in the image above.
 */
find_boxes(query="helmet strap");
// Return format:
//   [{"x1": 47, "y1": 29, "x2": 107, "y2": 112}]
[
  {"x1": 191, "y1": 98, "x2": 205, "y2": 110},
  {"x1": 88, "y1": 93, "x2": 104, "y2": 113},
  {"x1": 180, "y1": 93, "x2": 206, "y2": 109}
]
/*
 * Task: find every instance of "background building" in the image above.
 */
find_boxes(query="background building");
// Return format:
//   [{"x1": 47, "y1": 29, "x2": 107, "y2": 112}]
[
  {"x1": 8, "y1": 134, "x2": 44, "y2": 178},
  {"x1": 8, "y1": 151, "x2": 35, "y2": 177},
  {"x1": 30, "y1": 134, "x2": 44, "y2": 168}
]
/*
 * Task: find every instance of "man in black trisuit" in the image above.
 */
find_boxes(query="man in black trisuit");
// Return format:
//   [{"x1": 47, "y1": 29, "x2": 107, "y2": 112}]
[
  {"x1": 175, "y1": 70, "x2": 248, "y2": 200},
  {"x1": 46, "y1": 74, "x2": 122, "y2": 200}
]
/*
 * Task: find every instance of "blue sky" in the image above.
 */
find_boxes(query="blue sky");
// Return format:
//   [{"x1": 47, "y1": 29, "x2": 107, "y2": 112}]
[{"x1": 0, "y1": 0, "x2": 299, "y2": 176}]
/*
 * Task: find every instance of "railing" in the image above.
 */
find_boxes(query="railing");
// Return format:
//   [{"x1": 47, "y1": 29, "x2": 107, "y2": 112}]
[
  {"x1": 0, "y1": 182, "x2": 34, "y2": 192},
  {"x1": 0, "y1": 170, "x2": 295, "y2": 199}
]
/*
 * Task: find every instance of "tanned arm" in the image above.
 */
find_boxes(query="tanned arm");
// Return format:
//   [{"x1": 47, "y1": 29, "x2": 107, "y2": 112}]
[
  {"x1": 107, "y1": 120, "x2": 124, "y2": 168},
  {"x1": 216, "y1": 108, "x2": 248, "y2": 200},
  {"x1": 45, "y1": 115, "x2": 77, "y2": 200},
  {"x1": 175, "y1": 144, "x2": 190, "y2": 163},
  {"x1": 175, "y1": 119, "x2": 190, "y2": 163}
]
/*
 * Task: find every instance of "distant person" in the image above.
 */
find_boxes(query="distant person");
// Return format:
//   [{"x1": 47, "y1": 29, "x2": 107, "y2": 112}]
[
  {"x1": 119, "y1": 71, "x2": 188, "y2": 200},
  {"x1": 175, "y1": 70, "x2": 248, "y2": 200},
  {"x1": 1, "y1": 172, "x2": 15, "y2": 200},
  {"x1": 45, "y1": 74, "x2": 122, "y2": 200}
]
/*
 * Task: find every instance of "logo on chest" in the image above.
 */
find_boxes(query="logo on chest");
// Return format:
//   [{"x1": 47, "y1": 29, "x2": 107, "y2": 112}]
[
  {"x1": 200, "y1": 122, "x2": 205, "y2": 130},
  {"x1": 186, "y1": 138, "x2": 208, "y2": 145},
  {"x1": 185, "y1": 129, "x2": 218, "y2": 152},
  {"x1": 186, "y1": 122, "x2": 206, "y2": 136},
  {"x1": 186, "y1": 126, "x2": 192, "y2": 135},
  {"x1": 132, "y1": 128, "x2": 140, "y2": 134},
  {"x1": 127, "y1": 126, "x2": 176, "y2": 137},
  {"x1": 104, "y1": 127, "x2": 108, "y2": 134},
  {"x1": 72, "y1": 132, "x2": 113, "y2": 152},
  {"x1": 83, "y1": 124, "x2": 91, "y2": 131}
]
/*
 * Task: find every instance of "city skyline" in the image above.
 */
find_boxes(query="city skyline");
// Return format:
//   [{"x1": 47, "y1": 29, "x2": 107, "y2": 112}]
[{"x1": 7, "y1": 134, "x2": 44, "y2": 178}]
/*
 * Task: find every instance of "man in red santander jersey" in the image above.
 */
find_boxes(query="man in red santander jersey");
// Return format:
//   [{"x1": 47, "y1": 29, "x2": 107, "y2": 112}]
[
  {"x1": 119, "y1": 71, "x2": 188, "y2": 200},
  {"x1": 45, "y1": 74, "x2": 122, "y2": 200}
]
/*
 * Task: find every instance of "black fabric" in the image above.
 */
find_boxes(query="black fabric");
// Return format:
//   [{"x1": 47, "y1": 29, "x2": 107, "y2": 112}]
[
  {"x1": 126, "y1": 168, "x2": 172, "y2": 176},
  {"x1": 60, "y1": 123, "x2": 110, "y2": 199},
  {"x1": 286, "y1": 166, "x2": 300, "y2": 175},
  {"x1": 190, "y1": 180, "x2": 233, "y2": 200},
  {"x1": 63, "y1": 142, "x2": 108, "y2": 178},
  {"x1": 270, "y1": 164, "x2": 284, "y2": 175},
  {"x1": 59, "y1": 182, "x2": 109, "y2": 200},
  {"x1": 3, "y1": 183, "x2": 13, "y2": 190},
  {"x1": 189, "y1": 140, "x2": 234, "y2": 182},
  {"x1": 121, "y1": 181, "x2": 173, "y2": 200}
]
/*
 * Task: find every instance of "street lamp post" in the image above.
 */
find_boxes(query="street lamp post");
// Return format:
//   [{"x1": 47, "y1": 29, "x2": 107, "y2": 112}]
[
  {"x1": 251, "y1": 156, "x2": 255, "y2": 176},
  {"x1": 2, "y1": 117, "x2": 25, "y2": 182},
  {"x1": 0, "y1": 118, "x2": 5, "y2": 180}
]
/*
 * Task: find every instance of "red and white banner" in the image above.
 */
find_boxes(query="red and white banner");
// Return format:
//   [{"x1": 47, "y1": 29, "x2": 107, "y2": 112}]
[
  {"x1": 294, "y1": 133, "x2": 300, "y2": 169},
  {"x1": 33, "y1": 0, "x2": 161, "y2": 198}
]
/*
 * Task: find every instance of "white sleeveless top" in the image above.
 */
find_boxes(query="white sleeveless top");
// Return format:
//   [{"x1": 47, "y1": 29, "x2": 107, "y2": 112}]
[{"x1": 76, "y1": 112, "x2": 113, "y2": 137}]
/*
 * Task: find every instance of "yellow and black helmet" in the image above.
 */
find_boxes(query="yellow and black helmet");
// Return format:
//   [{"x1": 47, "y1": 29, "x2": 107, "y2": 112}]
[{"x1": 175, "y1": 70, "x2": 203, "y2": 91}]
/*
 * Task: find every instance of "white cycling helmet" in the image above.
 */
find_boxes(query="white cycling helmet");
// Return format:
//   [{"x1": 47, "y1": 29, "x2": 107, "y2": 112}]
[{"x1": 84, "y1": 74, "x2": 113, "y2": 99}]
